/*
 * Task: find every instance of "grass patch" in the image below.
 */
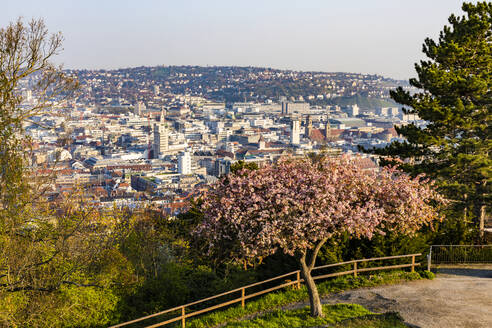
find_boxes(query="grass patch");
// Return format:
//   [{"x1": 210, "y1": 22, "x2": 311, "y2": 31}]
[
  {"x1": 181, "y1": 271, "x2": 422, "y2": 328},
  {"x1": 225, "y1": 304, "x2": 373, "y2": 327},
  {"x1": 332, "y1": 312, "x2": 407, "y2": 328}
]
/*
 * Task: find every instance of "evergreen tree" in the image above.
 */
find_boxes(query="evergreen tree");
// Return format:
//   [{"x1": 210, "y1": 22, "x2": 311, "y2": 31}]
[{"x1": 369, "y1": 2, "x2": 491, "y2": 241}]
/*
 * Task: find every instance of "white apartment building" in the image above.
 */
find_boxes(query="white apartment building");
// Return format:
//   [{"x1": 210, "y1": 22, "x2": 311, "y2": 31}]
[
  {"x1": 153, "y1": 122, "x2": 169, "y2": 157},
  {"x1": 290, "y1": 119, "x2": 300, "y2": 145},
  {"x1": 178, "y1": 151, "x2": 192, "y2": 175}
]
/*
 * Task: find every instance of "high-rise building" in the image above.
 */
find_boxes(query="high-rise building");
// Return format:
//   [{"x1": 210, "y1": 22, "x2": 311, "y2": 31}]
[
  {"x1": 153, "y1": 85, "x2": 160, "y2": 96},
  {"x1": 134, "y1": 101, "x2": 146, "y2": 116},
  {"x1": 377, "y1": 107, "x2": 399, "y2": 117},
  {"x1": 281, "y1": 101, "x2": 309, "y2": 115},
  {"x1": 153, "y1": 110, "x2": 168, "y2": 157},
  {"x1": 178, "y1": 151, "x2": 192, "y2": 175},
  {"x1": 281, "y1": 102, "x2": 289, "y2": 115},
  {"x1": 290, "y1": 119, "x2": 300, "y2": 145},
  {"x1": 345, "y1": 104, "x2": 359, "y2": 117}
]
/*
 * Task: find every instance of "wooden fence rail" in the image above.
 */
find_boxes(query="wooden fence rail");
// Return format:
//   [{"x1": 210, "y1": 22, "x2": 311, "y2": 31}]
[{"x1": 110, "y1": 253, "x2": 421, "y2": 328}]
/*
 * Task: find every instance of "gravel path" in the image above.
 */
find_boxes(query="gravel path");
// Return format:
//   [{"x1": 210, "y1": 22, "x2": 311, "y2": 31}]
[{"x1": 319, "y1": 266, "x2": 492, "y2": 328}]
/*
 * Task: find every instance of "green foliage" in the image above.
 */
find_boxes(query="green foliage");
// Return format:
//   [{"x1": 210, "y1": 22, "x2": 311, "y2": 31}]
[
  {"x1": 229, "y1": 160, "x2": 259, "y2": 175},
  {"x1": 338, "y1": 229, "x2": 432, "y2": 262},
  {"x1": 0, "y1": 19, "x2": 132, "y2": 327},
  {"x1": 117, "y1": 211, "x2": 179, "y2": 279},
  {"x1": 47, "y1": 286, "x2": 120, "y2": 328},
  {"x1": 254, "y1": 230, "x2": 430, "y2": 282},
  {"x1": 117, "y1": 261, "x2": 256, "y2": 323},
  {"x1": 0, "y1": 19, "x2": 140, "y2": 327},
  {"x1": 332, "y1": 313, "x2": 407, "y2": 328},
  {"x1": 0, "y1": 285, "x2": 122, "y2": 328},
  {"x1": 419, "y1": 270, "x2": 435, "y2": 280},
  {"x1": 367, "y1": 2, "x2": 492, "y2": 243},
  {"x1": 174, "y1": 199, "x2": 205, "y2": 243},
  {"x1": 225, "y1": 304, "x2": 374, "y2": 328}
]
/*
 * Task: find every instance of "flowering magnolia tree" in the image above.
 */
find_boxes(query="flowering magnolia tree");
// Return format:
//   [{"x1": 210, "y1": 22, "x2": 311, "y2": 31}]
[{"x1": 195, "y1": 156, "x2": 443, "y2": 317}]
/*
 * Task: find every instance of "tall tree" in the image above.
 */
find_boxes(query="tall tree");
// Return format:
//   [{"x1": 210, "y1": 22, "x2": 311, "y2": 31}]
[
  {"x1": 368, "y1": 2, "x2": 491, "y2": 240},
  {"x1": 0, "y1": 19, "x2": 132, "y2": 327},
  {"x1": 196, "y1": 157, "x2": 442, "y2": 317},
  {"x1": 0, "y1": 18, "x2": 77, "y2": 202}
]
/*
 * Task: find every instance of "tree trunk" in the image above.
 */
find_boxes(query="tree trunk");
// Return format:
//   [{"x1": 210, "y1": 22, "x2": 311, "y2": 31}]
[
  {"x1": 479, "y1": 204, "x2": 486, "y2": 240},
  {"x1": 300, "y1": 258, "x2": 323, "y2": 317},
  {"x1": 298, "y1": 239, "x2": 327, "y2": 318},
  {"x1": 475, "y1": 181, "x2": 487, "y2": 242},
  {"x1": 463, "y1": 193, "x2": 468, "y2": 223}
]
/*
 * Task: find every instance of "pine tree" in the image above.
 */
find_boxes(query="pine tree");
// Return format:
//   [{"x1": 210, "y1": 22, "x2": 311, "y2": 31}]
[{"x1": 371, "y1": 2, "x2": 491, "y2": 241}]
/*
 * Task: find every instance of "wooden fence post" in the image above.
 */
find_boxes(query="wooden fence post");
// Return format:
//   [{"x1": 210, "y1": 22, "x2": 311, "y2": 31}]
[
  {"x1": 353, "y1": 262, "x2": 357, "y2": 277},
  {"x1": 181, "y1": 306, "x2": 185, "y2": 328},
  {"x1": 296, "y1": 271, "x2": 301, "y2": 289},
  {"x1": 241, "y1": 288, "x2": 245, "y2": 308},
  {"x1": 411, "y1": 255, "x2": 415, "y2": 272}
]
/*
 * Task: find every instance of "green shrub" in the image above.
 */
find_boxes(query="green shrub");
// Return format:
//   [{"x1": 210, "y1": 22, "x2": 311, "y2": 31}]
[
  {"x1": 419, "y1": 270, "x2": 435, "y2": 280},
  {"x1": 118, "y1": 262, "x2": 256, "y2": 321}
]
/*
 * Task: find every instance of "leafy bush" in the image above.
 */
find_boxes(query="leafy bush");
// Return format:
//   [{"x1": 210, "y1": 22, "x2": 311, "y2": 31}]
[
  {"x1": 117, "y1": 262, "x2": 256, "y2": 322},
  {"x1": 419, "y1": 270, "x2": 435, "y2": 280}
]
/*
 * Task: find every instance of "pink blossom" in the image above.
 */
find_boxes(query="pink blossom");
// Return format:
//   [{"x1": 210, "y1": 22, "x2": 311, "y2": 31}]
[{"x1": 196, "y1": 156, "x2": 444, "y2": 262}]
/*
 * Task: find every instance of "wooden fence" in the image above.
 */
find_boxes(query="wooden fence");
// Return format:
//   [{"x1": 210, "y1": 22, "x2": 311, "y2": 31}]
[{"x1": 110, "y1": 253, "x2": 421, "y2": 328}]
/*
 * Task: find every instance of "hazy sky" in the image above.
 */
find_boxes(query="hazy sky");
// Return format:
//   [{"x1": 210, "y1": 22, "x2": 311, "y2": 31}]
[{"x1": 3, "y1": 0, "x2": 472, "y2": 79}]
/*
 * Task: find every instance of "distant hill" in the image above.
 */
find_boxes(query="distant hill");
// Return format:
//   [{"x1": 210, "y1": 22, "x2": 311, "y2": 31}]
[
  {"x1": 329, "y1": 95, "x2": 398, "y2": 110},
  {"x1": 67, "y1": 66, "x2": 408, "y2": 106}
]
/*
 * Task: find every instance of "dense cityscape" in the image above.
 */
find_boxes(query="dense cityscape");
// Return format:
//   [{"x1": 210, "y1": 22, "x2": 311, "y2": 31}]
[{"x1": 22, "y1": 66, "x2": 421, "y2": 215}]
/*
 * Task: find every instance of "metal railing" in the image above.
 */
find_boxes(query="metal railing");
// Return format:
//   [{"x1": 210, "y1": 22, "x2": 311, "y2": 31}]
[
  {"x1": 111, "y1": 253, "x2": 420, "y2": 328},
  {"x1": 427, "y1": 245, "x2": 492, "y2": 270}
]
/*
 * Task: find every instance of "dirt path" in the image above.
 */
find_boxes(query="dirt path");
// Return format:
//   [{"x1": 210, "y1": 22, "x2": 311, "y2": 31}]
[{"x1": 320, "y1": 266, "x2": 492, "y2": 328}]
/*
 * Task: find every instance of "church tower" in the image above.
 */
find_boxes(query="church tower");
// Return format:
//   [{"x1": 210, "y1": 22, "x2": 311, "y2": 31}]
[
  {"x1": 305, "y1": 115, "x2": 312, "y2": 139},
  {"x1": 153, "y1": 109, "x2": 169, "y2": 158},
  {"x1": 325, "y1": 110, "x2": 331, "y2": 140},
  {"x1": 290, "y1": 119, "x2": 300, "y2": 145}
]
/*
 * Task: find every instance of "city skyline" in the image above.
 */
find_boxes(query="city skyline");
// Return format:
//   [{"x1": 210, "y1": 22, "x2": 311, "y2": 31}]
[{"x1": 4, "y1": 0, "x2": 472, "y2": 79}]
